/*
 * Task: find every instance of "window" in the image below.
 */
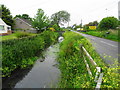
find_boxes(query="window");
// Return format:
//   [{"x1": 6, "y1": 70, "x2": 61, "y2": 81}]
[
  {"x1": 7, "y1": 27, "x2": 11, "y2": 30},
  {"x1": 0, "y1": 25, "x2": 4, "y2": 30},
  {"x1": 20, "y1": 21, "x2": 22, "y2": 24}
]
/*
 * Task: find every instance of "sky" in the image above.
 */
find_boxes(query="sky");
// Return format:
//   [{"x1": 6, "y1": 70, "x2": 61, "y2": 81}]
[{"x1": 0, "y1": 0, "x2": 119, "y2": 27}]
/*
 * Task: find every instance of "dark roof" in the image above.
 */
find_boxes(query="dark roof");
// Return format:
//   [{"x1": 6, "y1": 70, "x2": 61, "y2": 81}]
[
  {"x1": 15, "y1": 17, "x2": 32, "y2": 25},
  {"x1": 20, "y1": 18, "x2": 32, "y2": 25}
]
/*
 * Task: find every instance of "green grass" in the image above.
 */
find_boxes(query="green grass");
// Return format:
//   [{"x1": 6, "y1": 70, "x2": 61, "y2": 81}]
[
  {"x1": 1, "y1": 31, "x2": 37, "y2": 41},
  {"x1": 58, "y1": 31, "x2": 119, "y2": 88},
  {"x1": 81, "y1": 29, "x2": 119, "y2": 42}
]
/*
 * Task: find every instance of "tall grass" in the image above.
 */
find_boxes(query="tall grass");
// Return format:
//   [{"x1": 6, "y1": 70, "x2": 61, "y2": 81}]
[{"x1": 58, "y1": 31, "x2": 119, "y2": 88}]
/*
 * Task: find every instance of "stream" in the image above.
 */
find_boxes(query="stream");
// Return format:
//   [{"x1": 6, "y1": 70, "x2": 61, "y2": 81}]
[{"x1": 3, "y1": 43, "x2": 60, "y2": 88}]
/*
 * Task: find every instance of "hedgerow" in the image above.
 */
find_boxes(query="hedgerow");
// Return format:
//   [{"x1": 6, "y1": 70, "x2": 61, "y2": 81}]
[
  {"x1": 58, "y1": 31, "x2": 119, "y2": 88},
  {"x1": 2, "y1": 31, "x2": 59, "y2": 77}
]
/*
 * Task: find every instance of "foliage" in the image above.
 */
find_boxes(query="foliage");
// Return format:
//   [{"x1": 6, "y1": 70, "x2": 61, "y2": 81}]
[
  {"x1": 0, "y1": 5, "x2": 14, "y2": 29},
  {"x1": 83, "y1": 21, "x2": 98, "y2": 31},
  {"x1": 51, "y1": 10, "x2": 70, "y2": 27},
  {"x1": 14, "y1": 31, "x2": 32, "y2": 38},
  {"x1": 88, "y1": 21, "x2": 99, "y2": 26},
  {"x1": 1, "y1": 32, "x2": 37, "y2": 41},
  {"x1": 118, "y1": 20, "x2": 120, "y2": 25},
  {"x1": 32, "y1": 9, "x2": 50, "y2": 33},
  {"x1": 2, "y1": 31, "x2": 59, "y2": 77},
  {"x1": 58, "y1": 32, "x2": 95, "y2": 88},
  {"x1": 51, "y1": 24, "x2": 60, "y2": 31},
  {"x1": 58, "y1": 31, "x2": 119, "y2": 88},
  {"x1": 14, "y1": 14, "x2": 32, "y2": 21},
  {"x1": 83, "y1": 24, "x2": 89, "y2": 30},
  {"x1": 98, "y1": 17, "x2": 118, "y2": 30},
  {"x1": 81, "y1": 29, "x2": 119, "y2": 42}
]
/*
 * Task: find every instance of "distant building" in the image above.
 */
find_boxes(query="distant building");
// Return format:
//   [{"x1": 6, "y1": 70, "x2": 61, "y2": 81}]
[{"x1": 118, "y1": 1, "x2": 120, "y2": 20}]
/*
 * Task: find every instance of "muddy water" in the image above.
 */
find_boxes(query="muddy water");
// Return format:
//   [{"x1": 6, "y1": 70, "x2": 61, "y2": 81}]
[{"x1": 3, "y1": 43, "x2": 60, "y2": 88}]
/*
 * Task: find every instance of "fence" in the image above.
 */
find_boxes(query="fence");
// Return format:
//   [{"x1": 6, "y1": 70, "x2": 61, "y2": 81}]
[{"x1": 80, "y1": 45, "x2": 103, "y2": 89}]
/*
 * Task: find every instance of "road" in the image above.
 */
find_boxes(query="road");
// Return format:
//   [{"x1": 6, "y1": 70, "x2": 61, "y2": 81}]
[{"x1": 75, "y1": 32, "x2": 118, "y2": 67}]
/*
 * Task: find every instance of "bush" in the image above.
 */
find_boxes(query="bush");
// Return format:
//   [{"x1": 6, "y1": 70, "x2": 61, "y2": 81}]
[
  {"x1": 15, "y1": 31, "x2": 31, "y2": 38},
  {"x1": 58, "y1": 32, "x2": 95, "y2": 88},
  {"x1": 81, "y1": 30, "x2": 119, "y2": 42},
  {"x1": 98, "y1": 17, "x2": 118, "y2": 30},
  {"x1": 2, "y1": 31, "x2": 59, "y2": 77},
  {"x1": 52, "y1": 24, "x2": 60, "y2": 31},
  {"x1": 58, "y1": 31, "x2": 119, "y2": 88}
]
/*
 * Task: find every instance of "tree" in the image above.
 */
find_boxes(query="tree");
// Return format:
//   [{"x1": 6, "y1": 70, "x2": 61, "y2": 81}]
[
  {"x1": 51, "y1": 10, "x2": 70, "y2": 27},
  {"x1": 92, "y1": 21, "x2": 99, "y2": 26},
  {"x1": 83, "y1": 24, "x2": 89, "y2": 30},
  {"x1": 98, "y1": 17, "x2": 118, "y2": 30},
  {"x1": 32, "y1": 9, "x2": 50, "y2": 33},
  {"x1": 118, "y1": 21, "x2": 120, "y2": 25},
  {"x1": 15, "y1": 14, "x2": 32, "y2": 21},
  {"x1": 0, "y1": 5, "x2": 14, "y2": 29},
  {"x1": 87, "y1": 21, "x2": 99, "y2": 26},
  {"x1": 52, "y1": 24, "x2": 60, "y2": 31}
]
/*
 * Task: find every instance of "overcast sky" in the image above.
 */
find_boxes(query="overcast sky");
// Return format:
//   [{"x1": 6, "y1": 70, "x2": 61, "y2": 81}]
[{"x1": 0, "y1": 0, "x2": 119, "y2": 26}]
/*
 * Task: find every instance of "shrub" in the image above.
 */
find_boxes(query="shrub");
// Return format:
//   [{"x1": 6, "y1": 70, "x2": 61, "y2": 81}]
[
  {"x1": 58, "y1": 32, "x2": 95, "y2": 88},
  {"x1": 58, "y1": 31, "x2": 119, "y2": 88},
  {"x1": 52, "y1": 24, "x2": 60, "y2": 31},
  {"x1": 15, "y1": 31, "x2": 31, "y2": 38},
  {"x1": 98, "y1": 17, "x2": 118, "y2": 30},
  {"x1": 2, "y1": 31, "x2": 59, "y2": 77}
]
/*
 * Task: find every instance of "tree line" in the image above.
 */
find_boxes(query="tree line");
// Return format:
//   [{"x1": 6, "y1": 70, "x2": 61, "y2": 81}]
[
  {"x1": 1, "y1": 4, "x2": 119, "y2": 32},
  {"x1": 0, "y1": 5, "x2": 70, "y2": 32}
]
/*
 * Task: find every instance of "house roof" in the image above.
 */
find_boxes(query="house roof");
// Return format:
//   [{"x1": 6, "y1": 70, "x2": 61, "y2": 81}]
[
  {"x1": 15, "y1": 17, "x2": 32, "y2": 26},
  {"x1": 0, "y1": 18, "x2": 11, "y2": 27},
  {"x1": 0, "y1": 18, "x2": 7, "y2": 25},
  {"x1": 20, "y1": 18, "x2": 32, "y2": 25}
]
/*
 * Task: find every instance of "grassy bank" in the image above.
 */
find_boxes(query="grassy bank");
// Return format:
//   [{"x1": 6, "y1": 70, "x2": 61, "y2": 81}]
[
  {"x1": 80, "y1": 29, "x2": 119, "y2": 42},
  {"x1": 1, "y1": 31, "x2": 37, "y2": 41},
  {"x1": 57, "y1": 31, "x2": 119, "y2": 88},
  {"x1": 2, "y1": 31, "x2": 59, "y2": 77}
]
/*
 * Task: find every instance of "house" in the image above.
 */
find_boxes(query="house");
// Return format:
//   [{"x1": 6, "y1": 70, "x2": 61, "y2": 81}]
[
  {"x1": 0, "y1": 18, "x2": 11, "y2": 35},
  {"x1": 14, "y1": 17, "x2": 37, "y2": 33}
]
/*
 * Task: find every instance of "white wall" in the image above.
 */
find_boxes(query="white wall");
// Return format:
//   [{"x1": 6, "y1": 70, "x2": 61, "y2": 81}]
[
  {"x1": 0, "y1": 18, "x2": 11, "y2": 33},
  {"x1": 0, "y1": 25, "x2": 8, "y2": 33}
]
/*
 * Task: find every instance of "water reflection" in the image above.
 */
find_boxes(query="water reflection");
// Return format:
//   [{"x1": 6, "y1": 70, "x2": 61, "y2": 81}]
[
  {"x1": 3, "y1": 43, "x2": 60, "y2": 88},
  {"x1": 2, "y1": 67, "x2": 33, "y2": 88}
]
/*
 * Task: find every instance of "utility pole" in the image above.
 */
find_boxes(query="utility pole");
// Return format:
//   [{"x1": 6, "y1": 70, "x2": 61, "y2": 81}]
[
  {"x1": 80, "y1": 19, "x2": 82, "y2": 28},
  {"x1": 105, "y1": 8, "x2": 108, "y2": 17}
]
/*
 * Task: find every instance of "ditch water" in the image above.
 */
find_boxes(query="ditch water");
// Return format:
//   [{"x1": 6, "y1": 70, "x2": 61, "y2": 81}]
[{"x1": 3, "y1": 43, "x2": 60, "y2": 88}]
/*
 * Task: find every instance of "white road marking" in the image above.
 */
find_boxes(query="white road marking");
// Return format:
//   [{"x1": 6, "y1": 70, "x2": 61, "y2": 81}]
[{"x1": 100, "y1": 41, "x2": 117, "y2": 47}]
